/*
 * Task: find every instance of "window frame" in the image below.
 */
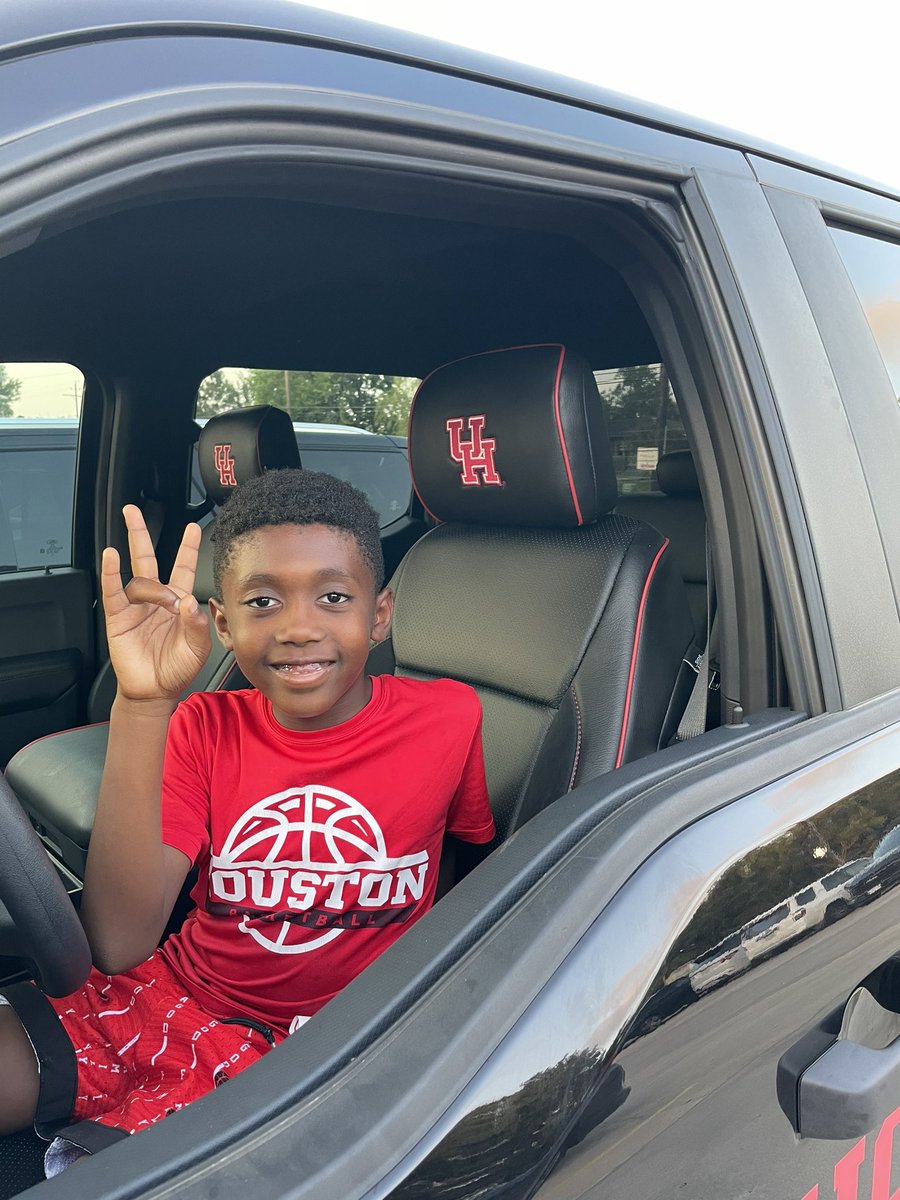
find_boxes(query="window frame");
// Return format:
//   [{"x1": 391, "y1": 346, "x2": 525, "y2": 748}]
[
  {"x1": 688, "y1": 168, "x2": 900, "y2": 713},
  {"x1": 765, "y1": 186, "x2": 900, "y2": 633}
]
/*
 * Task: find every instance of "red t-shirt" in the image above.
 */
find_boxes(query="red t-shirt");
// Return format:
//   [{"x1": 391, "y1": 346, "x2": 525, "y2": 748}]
[{"x1": 158, "y1": 675, "x2": 494, "y2": 1035}]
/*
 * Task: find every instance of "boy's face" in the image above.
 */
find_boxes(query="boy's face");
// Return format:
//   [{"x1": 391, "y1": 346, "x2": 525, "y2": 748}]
[{"x1": 209, "y1": 523, "x2": 393, "y2": 732}]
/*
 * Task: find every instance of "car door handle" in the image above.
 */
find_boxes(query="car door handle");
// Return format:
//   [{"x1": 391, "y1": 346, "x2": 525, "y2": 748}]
[
  {"x1": 793, "y1": 1037, "x2": 900, "y2": 1140},
  {"x1": 778, "y1": 968, "x2": 900, "y2": 1140}
]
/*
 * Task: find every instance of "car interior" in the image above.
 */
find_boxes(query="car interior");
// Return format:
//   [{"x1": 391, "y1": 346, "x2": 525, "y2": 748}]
[{"x1": 0, "y1": 159, "x2": 779, "y2": 1189}]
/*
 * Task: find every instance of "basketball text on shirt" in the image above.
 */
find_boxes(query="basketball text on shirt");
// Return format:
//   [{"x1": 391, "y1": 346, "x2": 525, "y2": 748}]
[{"x1": 206, "y1": 784, "x2": 429, "y2": 955}]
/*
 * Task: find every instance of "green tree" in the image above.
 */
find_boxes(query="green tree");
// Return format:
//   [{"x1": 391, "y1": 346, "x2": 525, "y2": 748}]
[
  {"x1": 244, "y1": 371, "x2": 416, "y2": 434},
  {"x1": 372, "y1": 377, "x2": 417, "y2": 435},
  {"x1": 196, "y1": 369, "x2": 251, "y2": 417},
  {"x1": 0, "y1": 365, "x2": 21, "y2": 417}
]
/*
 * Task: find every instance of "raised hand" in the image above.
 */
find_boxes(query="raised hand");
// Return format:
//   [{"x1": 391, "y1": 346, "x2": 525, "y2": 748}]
[{"x1": 100, "y1": 505, "x2": 212, "y2": 702}]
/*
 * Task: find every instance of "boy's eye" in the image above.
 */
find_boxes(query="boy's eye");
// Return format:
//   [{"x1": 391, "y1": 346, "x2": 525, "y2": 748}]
[
  {"x1": 245, "y1": 596, "x2": 278, "y2": 609},
  {"x1": 321, "y1": 592, "x2": 351, "y2": 606}
]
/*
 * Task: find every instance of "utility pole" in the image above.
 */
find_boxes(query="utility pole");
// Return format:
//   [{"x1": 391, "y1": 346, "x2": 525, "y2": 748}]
[{"x1": 654, "y1": 364, "x2": 670, "y2": 455}]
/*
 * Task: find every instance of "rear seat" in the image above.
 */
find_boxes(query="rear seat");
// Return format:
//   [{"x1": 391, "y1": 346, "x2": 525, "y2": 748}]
[
  {"x1": 7, "y1": 406, "x2": 298, "y2": 877},
  {"x1": 615, "y1": 449, "x2": 706, "y2": 643}
]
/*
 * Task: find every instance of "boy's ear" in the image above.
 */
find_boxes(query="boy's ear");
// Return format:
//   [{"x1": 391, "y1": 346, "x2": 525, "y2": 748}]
[
  {"x1": 370, "y1": 585, "x2": 393, "y2": 645},
  {"x1": 208, "y1": 597, "x2": 234, "y2": 651}
]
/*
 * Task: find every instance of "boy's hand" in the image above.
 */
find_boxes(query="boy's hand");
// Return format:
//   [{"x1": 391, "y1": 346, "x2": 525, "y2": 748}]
[{"x1": 101, "y1": 505, "x2": 211, "y2": 702}]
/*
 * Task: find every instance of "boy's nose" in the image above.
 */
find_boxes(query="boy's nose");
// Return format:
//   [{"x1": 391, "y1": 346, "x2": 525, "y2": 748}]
[{"x1": 273, "y1": 601, "x2": 324, "y2": 644}]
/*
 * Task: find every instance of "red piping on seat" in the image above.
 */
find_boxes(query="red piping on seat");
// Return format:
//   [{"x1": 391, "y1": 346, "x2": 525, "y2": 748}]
[
  {"x1": 217, "y1": 660, "x2": 238, "y2": 689},
  {"x1": 614, "y1": 538, "x2": 670, "y2": 769},
  {"x1": 551, "y1": 346, "x2": 583, "y2": 526}
]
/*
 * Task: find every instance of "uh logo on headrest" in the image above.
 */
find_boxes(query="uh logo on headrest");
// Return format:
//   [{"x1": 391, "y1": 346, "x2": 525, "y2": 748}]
[
  {"x1": 214, "y1": 443, "x2": 238, "y2": 488},
  {"x1": 445, "y1": 415, "x2": 504, "y2": 487}
]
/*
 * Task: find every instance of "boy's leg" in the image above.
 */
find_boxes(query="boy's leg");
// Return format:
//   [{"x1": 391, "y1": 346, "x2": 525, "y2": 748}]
[{"x1": 0, "y1": 1006, "x2": 39, "y2": 1134}]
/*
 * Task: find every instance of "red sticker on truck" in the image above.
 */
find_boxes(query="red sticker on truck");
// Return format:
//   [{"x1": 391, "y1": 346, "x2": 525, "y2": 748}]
[{"x1": 800, "y1": 1105, "x2": 900, "y2": 1199}]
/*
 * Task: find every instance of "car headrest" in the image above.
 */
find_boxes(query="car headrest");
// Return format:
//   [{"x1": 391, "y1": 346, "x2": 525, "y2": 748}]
[
  {"x1": 408, "y1": 345, "x2": 617, "y2": 527},
  {"x1": 655, "y1": 449, "x2": 699, "y2": 497},
  {"x1": 198, "y1": 406, "x2": 301, "y2": 506}
]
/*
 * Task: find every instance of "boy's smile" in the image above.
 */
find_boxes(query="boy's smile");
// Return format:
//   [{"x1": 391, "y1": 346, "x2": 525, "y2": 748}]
[{"x1": 209, "y1": 523, "x2": 392, "y2": 731}]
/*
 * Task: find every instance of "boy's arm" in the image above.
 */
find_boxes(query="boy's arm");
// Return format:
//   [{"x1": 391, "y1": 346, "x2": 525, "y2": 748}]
[
  {"x1": 81, "y1": 696, "x2": 192, "y2": 973},
  {"x1": 79, "y1": 507, "x2": 210, "y2": 975}
]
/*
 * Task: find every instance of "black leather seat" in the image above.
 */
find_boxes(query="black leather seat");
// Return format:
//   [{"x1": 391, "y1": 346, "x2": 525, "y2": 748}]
[
  {"x1": 387, "y1": 344, "x2": 695, "y2": 839},
  {"x1": 11, "y1": 346, "x2": 695, "y2": 870},
  {"x1": 616, "y1": 449, "x2": 707, "y2": 644}
]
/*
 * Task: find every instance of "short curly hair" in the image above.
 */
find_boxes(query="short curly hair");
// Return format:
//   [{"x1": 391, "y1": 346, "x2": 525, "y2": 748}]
[{"x1": 211, "y1": 469, "x2": 384, "y2": 598}]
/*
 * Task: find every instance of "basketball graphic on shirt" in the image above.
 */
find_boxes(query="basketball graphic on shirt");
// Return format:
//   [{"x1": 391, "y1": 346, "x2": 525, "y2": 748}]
[
  {"x1": 221, "y1": 786, "x2": 388, "y2": 869},
  {"x1": 210, "y1": 786, "x2": 429, "y2": 956}
]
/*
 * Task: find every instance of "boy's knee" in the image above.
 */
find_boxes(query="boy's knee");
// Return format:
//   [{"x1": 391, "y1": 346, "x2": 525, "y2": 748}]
[{"x1": 0, "y1": 1006, "x2": 40, "y2": 1134}]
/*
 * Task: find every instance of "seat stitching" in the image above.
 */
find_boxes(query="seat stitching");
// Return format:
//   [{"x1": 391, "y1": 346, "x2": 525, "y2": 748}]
[{"x1": 567, "y1": 686, "x2": 583, "y2": 791}]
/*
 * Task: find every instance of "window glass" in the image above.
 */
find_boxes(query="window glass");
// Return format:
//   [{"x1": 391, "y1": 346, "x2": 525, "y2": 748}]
[
  {"x1": 594, "y1": 364, "x2": 688, "y2": 494},
  {"x1": 829, "y1": 226, "x2": 900, "y2": 397},
  {"x1": 0, "y1": 363, "x2": 82, "y2": 570},
  {"x1": 194, "y1": 369, "x2": 417, "y2": 529},
  {"x1": 298, "y1": 447, "x2": 411, "y2": 528}
]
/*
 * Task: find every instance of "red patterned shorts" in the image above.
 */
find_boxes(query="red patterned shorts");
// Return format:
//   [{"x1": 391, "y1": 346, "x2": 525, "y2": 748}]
[{"x1": 45, "y1": 950, "x2": 276, "y2": 1135}]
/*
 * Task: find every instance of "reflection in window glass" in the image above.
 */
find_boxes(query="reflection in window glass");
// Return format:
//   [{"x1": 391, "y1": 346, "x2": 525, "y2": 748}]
[
  {"x1": 594, "y1": 364, "x2": 688, "y2": 494},
  {"x1": 830, "y1": 227, "x2": 900, "y2": 398}
]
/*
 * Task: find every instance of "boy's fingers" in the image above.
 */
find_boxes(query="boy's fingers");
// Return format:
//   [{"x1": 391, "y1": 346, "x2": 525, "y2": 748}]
[
  {"x1": 173, "y1": 591, "x2": 211, "y2": 667},
  {"x1": 124, "y1": 577, "x2": 181, "y2": 613},
  {"x1": 99, "y1": 547, "x2": 129, "y2": 617},
  {"x1": 123, "y1": 504, "x2": 160, "y2": 582},
  {"x1": 168, "y1": 523, "x2": 202, "y2": 597},
  {"x1": 179, "y1": 594, "x2": 211, "y2": 655}
]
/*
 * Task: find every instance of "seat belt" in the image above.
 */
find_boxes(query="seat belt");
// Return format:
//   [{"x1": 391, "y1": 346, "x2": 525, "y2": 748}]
[{"x1": 676, "y1": 533, "x2": 717, "y2": 741}]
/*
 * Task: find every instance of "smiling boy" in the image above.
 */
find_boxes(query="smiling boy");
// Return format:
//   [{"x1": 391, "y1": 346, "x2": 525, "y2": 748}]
[{"x1": 0, "y1": 469, "x2": 494, "y2": 1167}]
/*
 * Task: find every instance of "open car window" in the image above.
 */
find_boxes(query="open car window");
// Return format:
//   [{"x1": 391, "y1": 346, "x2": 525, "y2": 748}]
[
  {"x1": 192, "y1": 369, "x2": 417, "y2": 528},
  {"x1": 596, "y1": 364, "x2": 688, "y2": 495}
]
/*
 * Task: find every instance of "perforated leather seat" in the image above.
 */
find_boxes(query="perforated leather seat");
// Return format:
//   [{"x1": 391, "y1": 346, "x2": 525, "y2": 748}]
[
  {"x1": 387, "y1": 343, "x2": 695, "y2": 839},
  {"x1": 616, "y1": 449, "x2": 707, "y2": 643}
]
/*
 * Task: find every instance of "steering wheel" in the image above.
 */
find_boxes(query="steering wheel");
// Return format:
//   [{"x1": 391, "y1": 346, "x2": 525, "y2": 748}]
[{"x1": 0, "y1": 771, "x2": 91, "y2": 996}]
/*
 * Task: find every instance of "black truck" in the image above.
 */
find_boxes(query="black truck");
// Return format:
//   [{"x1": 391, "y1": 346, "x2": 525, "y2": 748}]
[{"x1": 0, "y1": 3, "x2": 899, "y2": 1198}]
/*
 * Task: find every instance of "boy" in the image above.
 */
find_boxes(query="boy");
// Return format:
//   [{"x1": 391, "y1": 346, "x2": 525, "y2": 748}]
[{"x1": 0, "y1": 469, "x2": 494, "y2": 1168}]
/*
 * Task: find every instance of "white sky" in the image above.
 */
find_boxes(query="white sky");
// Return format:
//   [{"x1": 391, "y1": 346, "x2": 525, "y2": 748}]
[
  {"x1": 6, "y1": 0, "x2": 898, "y2": 416},
  {"x1": 301, "y1": 0, "x2": 899, "y2": 190},
  {"x1": 4, "y1": 363, "x2": 83, "y2": 419}
]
